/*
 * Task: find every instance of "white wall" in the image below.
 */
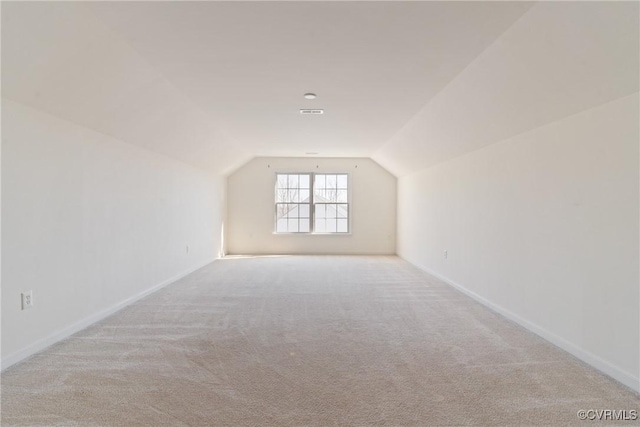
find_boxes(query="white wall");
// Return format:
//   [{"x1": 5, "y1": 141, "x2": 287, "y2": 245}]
[
  {"x1": 398, "y1": 94, "x2": 639, "y2": 391},
  {"x1": 227, "y1": 157, "x2": 396, "y2": 255},
  {"x1": 1, "y1": 99, "x2": 225, "y2": 368}
]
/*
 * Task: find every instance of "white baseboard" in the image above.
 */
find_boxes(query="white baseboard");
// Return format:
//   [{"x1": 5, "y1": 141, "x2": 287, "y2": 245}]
[
  {"x1": 399, "y1": 255, "x2": 640, "y2": 394},
  {"x1": 1, "y1": 259, "x2": 215, "y2": 371}
]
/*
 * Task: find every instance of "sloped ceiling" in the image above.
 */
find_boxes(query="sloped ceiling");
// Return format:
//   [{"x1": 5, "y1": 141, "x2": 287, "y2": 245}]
[
  {"x1": 372, "y1": 1, "x2": 640, "y2": 176},
  {"x1": 2, "y1": 1, "x2": 532, "y2": 176},
  {"x1": 2, "y1": 2, "x2": 637, "y2": 177}
]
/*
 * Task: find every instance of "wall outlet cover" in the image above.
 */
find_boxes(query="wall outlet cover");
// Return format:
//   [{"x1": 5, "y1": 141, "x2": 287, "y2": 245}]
[{"x1": 22, "y1": 291, "x2": 33, "y2": 310}]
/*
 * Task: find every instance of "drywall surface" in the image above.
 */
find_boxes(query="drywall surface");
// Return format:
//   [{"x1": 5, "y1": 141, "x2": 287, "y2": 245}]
[
  {"x1": 227, "y1": 157, "x2": 396, "y2": 254},
  {"x1": 1, "y1": 99, "x2": 225, "y2": 367},
  {"x1": 397, "y1": 94, "x2": 640, "y2": 391},
  {"x1": 373, "y1": 1, "x2": 638, "y2": 176}
]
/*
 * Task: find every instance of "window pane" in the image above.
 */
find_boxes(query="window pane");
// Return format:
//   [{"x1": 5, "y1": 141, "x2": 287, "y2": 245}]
[
  {"x1": 299, "y1": 219, "x2": 310, "y2": 232},
  {"x1": 299, "y1": 204, "x2": 310, "y2": 218},
  {"x1": 337, "y1": 204, "x2": 348, "y2": 218},
  {"x1": 300, "y1": 190, "x2": 310, "y2": 203},
  {"x1": 277, "y1": 174, "x2": 288, "y2": 188},
  {"x1": 314, "y1": 188, "x2": 325, "y2": 201},
  {"x1": 289, "y1": 189, "x2": 300, "y2": 203},
  {"x1": 279, "y1": 204, "x2": 287, "y2": 218},
  {"x1": 325, "y1": 219, "x2": 337, "y2": 233},
  {"x1": 299, "y1": 174, "x2": 310, "y2": 189},
  {"x1": 337, "y1": 175, "x2": 348, "y2": 189},
  {"x1": 315, "y1": 219, "x2": 325, "y2": 233},
  {"x1": 326, "y1": 174, "x2": 337, "y2": 189},
  {"x1": 336, "y1": 190, "x2": 347, "y2": 203},
  {"x1": 276, "y1": 189, "x2": 287, "y2": 203},
  {"x1": 288, "y1": 175, "x2": 299, "y2": 188},
  {"x1": 315, "y1": 204, "x2": 326, "y2": 219},
  {"x1": 288, "y1": 218, "x2": 299, "y2": 232},
  {"x1": 315, "y1": 174, "x2": 325, "y2": 189},
  {"x1": 276, "y1": 218, "x2": 288, "y2": 232},
  {"x1": 276, "y1": 204, "x2": 285, "y2": 219},
  {"x1": 337, "y1": 219, "x2": 348, "y2": 232},
  {"x1": 325, "y1": 204, "x2": 337, "y2": 218},
  {"x1": 324, "y1": 188, "x2": 336, "y2": 202}
]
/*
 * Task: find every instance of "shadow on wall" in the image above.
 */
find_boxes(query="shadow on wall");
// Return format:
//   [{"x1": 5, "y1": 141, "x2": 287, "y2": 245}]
[{"x1": 220, "y1": 222, "x2": 225, "y2": 257}]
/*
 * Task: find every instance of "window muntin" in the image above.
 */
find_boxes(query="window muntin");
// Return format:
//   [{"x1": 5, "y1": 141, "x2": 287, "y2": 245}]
[{"x1": 275, "y1": 173, "x2": 349, "y2": 234}]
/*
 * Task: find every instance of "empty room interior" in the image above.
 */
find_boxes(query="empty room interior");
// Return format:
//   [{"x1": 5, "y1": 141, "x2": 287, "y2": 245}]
[{"x1": 1, "y1": 1, "x2": 639, "y2": 426}]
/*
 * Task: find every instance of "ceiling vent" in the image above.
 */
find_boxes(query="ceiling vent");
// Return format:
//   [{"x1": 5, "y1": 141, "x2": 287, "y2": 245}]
[{"x1": 300, "y1": 109, "x2": 324, "y2": 115}]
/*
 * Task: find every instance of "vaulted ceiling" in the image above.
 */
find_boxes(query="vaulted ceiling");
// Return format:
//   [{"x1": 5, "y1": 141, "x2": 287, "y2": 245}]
[{"x1": 2, "y1": 2, "x2": 638, "y2": 176}]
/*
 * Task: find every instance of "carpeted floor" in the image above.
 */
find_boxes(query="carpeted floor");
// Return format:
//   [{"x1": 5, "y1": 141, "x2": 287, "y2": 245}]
[{"x1": 1, "y1": 255, "x2": 638, "y2": 426}]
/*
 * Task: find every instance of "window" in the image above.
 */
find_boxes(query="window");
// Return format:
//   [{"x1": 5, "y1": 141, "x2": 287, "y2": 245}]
[
  {"x1": 275, "y1": 173, "x2": 311, "y2": 233},
  {"x1": 275, "y1": 173, "x2": 349, "y2": 234},
  {"x1": 313, "y1": 174, "x2": 349, "y2": 233}
]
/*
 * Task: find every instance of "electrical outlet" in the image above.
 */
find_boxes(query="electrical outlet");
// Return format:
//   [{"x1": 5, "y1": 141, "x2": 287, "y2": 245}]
[
  {"x1": 21, "y1": 291, "x2": 33, "y2": 310},
  {"x1": 444, "y1": 250, "x2": 448, "y2": 260}
]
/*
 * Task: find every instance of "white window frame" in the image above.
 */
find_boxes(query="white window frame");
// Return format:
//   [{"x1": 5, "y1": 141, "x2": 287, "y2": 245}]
[
  {"x1": 274, "y1": 172, "x2": 351, "y2": 235},
  {"x1": 274, "y1": 173, "x2": 312, "y2": 234}
]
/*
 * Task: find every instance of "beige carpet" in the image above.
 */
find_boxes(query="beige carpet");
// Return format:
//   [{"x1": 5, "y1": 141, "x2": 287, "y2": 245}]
[{"x1": 1, "y1": 255, "x2": 638, "y2": 426}]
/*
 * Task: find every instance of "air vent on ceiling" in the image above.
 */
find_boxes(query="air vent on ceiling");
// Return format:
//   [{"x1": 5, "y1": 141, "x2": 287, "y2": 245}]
[{"x1": 300, "y1": 109, "x2": 324, "y2": 115}]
